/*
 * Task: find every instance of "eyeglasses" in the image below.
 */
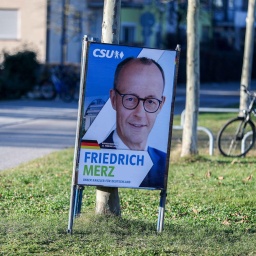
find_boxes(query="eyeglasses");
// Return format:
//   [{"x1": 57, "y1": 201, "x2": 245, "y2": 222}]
[{"x1": 115, "y1": 89, "x2": 163, "y2": 113}]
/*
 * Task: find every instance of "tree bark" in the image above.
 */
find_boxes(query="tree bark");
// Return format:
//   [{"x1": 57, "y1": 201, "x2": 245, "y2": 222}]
[
  {"x1": 239, "y1": 0, "x2": 255, "y2": 112},
  {"x1": 101, "y1": 0, "x2": 121, "y2": 44},
  {"x1": 95, "y1": 0, "x2": 121, "y2": 216},
  {"x1": 181, "y1": 0, "x2": 200, "y2": 157}
]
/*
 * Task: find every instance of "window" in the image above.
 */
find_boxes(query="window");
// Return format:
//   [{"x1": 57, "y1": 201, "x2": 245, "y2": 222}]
[
  {"x1": 242, "y1": 0, "x2": 249, "y2": 11},
  {"x1": 201, "y1": 26, "x2": 210, "y2": 42},
  {"x1": 0, "y1": 9, "x2": 19, "y2": 39},
  {"x1": 121, "y1": 24, "x2": 135, "y2": 44}
]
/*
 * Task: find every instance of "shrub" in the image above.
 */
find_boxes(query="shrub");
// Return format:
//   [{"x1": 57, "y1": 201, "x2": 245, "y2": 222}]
[{"x1": 0, "y1": 50, "x2": 40, "y2": 99}]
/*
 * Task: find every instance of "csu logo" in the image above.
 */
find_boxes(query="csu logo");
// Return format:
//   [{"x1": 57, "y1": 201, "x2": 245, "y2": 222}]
[{"x1": 93, "y1": 49, "x2": 124, "y2": 59}]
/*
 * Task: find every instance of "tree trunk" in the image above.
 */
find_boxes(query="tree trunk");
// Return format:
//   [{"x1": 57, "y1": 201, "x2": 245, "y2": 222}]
[
  {"x1": 95, "y1": 0, "x2": 121, "y2": 216},
  {"x1": 239, "y1": 0, "x2": 255, "y2": 112},
  {"x1": 181, "y1": 0, "x2": 200, "y2": 157}
]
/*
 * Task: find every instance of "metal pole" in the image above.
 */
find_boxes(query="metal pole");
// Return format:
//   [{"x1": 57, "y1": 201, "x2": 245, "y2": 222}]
[
  {"x1": 157, "y1": 44, "x2": 181, "y2": 232},
  {"x1": 67, "y1": 35, "x2": 92, "y2": 234},
  {"x1": 76, "y1": 186, "x2": 84, "y2": 216},
  {"x1": 157, "y1": 190, "x2": 167, "y2": 232},
  {"x1": 67, "y1": 185, "x2": 77, "y2": 234}
]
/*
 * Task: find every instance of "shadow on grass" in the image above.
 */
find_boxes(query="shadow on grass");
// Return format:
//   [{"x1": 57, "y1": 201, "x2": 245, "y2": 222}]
[
  {"x1": 63, "y1": 212, "x2": 256, "y2": 255},
  {"x1": 70, "y1": 211, "x2": 256, "y2": 237},
  {"x1": 2, "y1": 211, "x2": 255, "y2": 255}
]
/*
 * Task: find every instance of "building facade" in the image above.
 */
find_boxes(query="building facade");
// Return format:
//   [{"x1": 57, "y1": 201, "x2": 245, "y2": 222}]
[
  {"x1": 0, "y1": 0, "x2": 47, "y2": 62},
  {"x1": 0, "y1": 0, "x2": 254, "y2": 65}
]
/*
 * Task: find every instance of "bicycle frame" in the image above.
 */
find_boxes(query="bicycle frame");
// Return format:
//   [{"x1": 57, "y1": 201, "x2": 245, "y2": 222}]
[
  {"x1": 51, "y1": 73, "x2": 64, "y2": 93},
  {"x1": 242, "y1": 86, "x2": 256, "y2": 119}
]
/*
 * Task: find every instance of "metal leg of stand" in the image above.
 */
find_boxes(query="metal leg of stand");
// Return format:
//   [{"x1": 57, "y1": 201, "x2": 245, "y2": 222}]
[
  {"x1": 76, "y1": 186, "x2": 84, "y2": 216},
  {"x1": 67, "y1": 185, "x2": 84, "y2": 234},
  {"x1": 157, "y1": 190, "x2": 167, "y2": 233},
  {"x1": 67, "y1": 185, "x2": 78, "y2": 234},
  {"x1": 73, "y1": 185, "x2": 79, "y2": 217}
]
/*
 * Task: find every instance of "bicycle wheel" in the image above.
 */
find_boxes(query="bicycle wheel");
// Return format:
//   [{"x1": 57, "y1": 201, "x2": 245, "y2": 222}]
[
  {"x1": 60, "y1": 85, "x2": 74, "y2": 103},
  {"x1": 40, "y1": 81, "x2": 56, "y2": 100},
  {"x1": 217, "y1": 117, "x2": 256, "y2": 157}
]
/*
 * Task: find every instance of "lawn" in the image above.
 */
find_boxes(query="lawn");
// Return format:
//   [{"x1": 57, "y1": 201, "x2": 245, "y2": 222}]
[{"x1": 0, "y1": 113, "x2": 256, "y2": 255}]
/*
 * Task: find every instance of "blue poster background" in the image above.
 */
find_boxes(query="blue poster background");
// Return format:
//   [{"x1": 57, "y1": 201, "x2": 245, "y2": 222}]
[{"x1": 85, "y1": 43, "x2": 143, "y2": 98}]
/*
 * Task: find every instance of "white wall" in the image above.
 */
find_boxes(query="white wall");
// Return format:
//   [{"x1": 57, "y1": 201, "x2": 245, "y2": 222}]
[{"x1": 0, "y1": 0, "x2": 47, "y2": 63}]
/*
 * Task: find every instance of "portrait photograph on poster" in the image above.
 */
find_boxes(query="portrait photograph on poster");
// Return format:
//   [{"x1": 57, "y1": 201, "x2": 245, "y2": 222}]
[{"x1": 77, "y1": 42, "x2": 178, "y2": 190}]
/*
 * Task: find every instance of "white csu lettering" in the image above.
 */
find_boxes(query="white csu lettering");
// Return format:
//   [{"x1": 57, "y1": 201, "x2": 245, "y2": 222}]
[{"x1": 93, "y1": 49, "x2": 115, "y2": 58}]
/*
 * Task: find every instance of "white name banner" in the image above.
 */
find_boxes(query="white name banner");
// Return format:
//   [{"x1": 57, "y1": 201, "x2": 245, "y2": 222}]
[{"x1": 78, "y1": 148, "x2": 153, "y2": 188}]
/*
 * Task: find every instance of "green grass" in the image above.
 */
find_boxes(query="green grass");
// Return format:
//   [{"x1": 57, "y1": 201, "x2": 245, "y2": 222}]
[{"x1": 0, "y1": 113, "x2": 256, "y2": 255}]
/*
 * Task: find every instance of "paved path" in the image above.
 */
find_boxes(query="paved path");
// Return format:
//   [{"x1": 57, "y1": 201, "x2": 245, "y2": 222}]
[{"x1": 0, "y1": 99, "x2": 78, "y2": 171}]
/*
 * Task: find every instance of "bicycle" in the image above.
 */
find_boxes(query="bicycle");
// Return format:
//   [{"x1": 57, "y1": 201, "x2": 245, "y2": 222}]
[
  {"x1": 217, "y1": 85, "x2": 256, "y2": 157},
  {"x1": 40, "y1": 66, "x2": 79, "y2": 102}
]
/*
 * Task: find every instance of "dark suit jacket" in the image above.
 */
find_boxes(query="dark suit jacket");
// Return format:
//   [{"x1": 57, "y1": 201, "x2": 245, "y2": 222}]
[{"x1": 100, "y1": 131, "x2": 166, "y2": 188}]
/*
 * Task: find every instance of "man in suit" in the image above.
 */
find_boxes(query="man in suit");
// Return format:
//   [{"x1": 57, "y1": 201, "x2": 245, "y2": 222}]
[{"x1": 100, "y1": 57, "x2": 166, "y2": 188}]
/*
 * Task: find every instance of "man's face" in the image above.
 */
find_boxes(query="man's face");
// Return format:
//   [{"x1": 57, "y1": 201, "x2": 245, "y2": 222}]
[{"x1": 110, "y1": 60, "x2": 165, "y2": 150}]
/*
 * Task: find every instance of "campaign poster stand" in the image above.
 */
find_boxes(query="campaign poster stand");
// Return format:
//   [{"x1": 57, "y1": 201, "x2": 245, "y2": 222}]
[{"x1": 67, "y1": 35, "x2": 180, "y2": 234}]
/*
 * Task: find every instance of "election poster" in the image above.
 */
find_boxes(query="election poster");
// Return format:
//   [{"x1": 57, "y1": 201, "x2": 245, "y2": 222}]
[{"x1": 77, "y1": 42, "x2": 178, "y2": 189}]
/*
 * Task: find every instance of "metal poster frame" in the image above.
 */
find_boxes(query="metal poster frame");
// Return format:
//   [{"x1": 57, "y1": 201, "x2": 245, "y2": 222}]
[{"x1": 67, "y1": 35, "x2": 180, "y2": 234}]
